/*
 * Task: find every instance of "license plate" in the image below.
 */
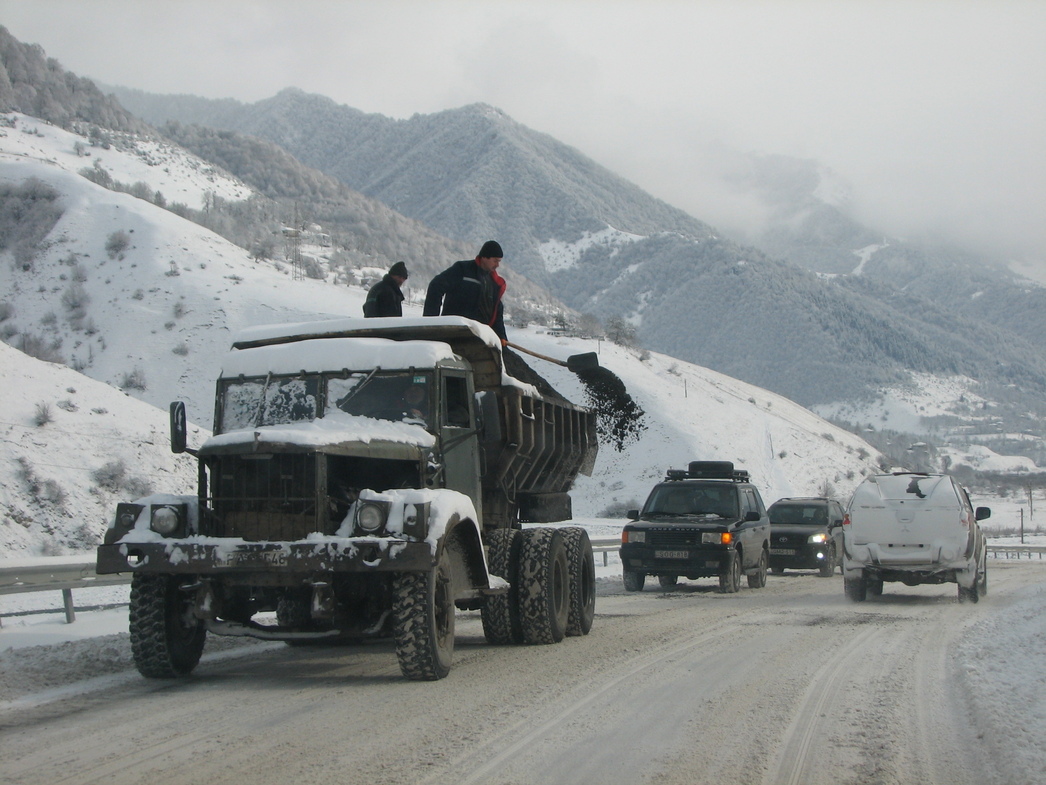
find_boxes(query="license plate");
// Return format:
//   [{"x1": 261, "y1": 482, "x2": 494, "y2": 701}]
[
  {"x1": 769, "y1": 548, "x2": 795, "y2": 556},
  {"x1": 655, "y1": 550, "x2": 689, "y2": 559}
]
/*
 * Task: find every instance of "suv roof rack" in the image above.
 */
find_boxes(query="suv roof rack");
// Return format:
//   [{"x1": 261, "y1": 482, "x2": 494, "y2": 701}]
[{"x1": 665, "y1": 460, "x2": 750, "y2": 483}]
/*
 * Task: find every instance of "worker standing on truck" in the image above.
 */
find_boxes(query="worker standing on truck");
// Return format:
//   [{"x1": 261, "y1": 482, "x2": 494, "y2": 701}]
[
  {"x1": 363, "y1": 261, "x2": 409, "y2": 317},
  {"x1": 423, "y1": 241, "x2": 508, "y2": 345}
]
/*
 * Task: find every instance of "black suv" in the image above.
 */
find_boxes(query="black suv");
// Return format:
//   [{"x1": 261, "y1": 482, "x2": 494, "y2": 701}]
[
  {"x1": 766, "y1": 497, "x2": 844, "y2": 577},
  {"x1": 620, "y1": 461, "x2": 771, "y2": 593}
]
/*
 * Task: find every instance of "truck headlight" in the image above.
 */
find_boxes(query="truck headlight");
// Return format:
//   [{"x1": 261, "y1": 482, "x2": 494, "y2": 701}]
[
  {"x1": 623, "y1": 530, "x2": 645, "y2": 544},
  {"x1": 356, "y1": 502, "x2": 388, "y2": 535},
  {"x1": 149, "y1": 504, "x2": 187, "y2": 537},
  {"x1": 807, "y1": 533, "x2": 827, "y2": 544}
]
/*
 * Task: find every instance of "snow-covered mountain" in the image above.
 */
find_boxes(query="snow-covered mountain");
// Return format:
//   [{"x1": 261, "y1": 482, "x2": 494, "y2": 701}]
[{"x1": 1, "y1": 112, "x2": 890, "y2": 555}]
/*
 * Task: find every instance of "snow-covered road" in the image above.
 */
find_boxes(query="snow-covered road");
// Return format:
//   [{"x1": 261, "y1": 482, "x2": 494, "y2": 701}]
[{"x1": 1, "y1": 560, "x2": 1043, "y2": 785}]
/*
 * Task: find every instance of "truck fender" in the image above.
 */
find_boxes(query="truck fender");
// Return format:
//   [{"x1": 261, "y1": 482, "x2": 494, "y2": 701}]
[{"x1": 437, "y1": 515, "x2": 490, "y2": 596}]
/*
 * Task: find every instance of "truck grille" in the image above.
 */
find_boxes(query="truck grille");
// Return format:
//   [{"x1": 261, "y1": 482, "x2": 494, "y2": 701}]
[{"x1": 203, "y1": 454, "x2": 320, "y2": 541}]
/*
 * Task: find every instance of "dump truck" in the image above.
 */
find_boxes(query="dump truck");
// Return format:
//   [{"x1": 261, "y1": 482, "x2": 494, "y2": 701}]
[{"x1": 96, "y1": 316, "x2": 598, "y2": 680}]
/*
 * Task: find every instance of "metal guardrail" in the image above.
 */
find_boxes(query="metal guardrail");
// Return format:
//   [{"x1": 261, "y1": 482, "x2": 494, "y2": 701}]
[
  {"x1": 987, "y1": 544, "x2": 1046, "y2": 559},
  {"x1": 0, "y1": 559, "x2": 130, "y2": 624}
]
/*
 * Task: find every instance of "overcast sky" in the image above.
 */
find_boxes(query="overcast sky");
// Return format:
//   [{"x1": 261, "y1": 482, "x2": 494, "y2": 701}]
[{"x1": 3, "y1": 0, "x2": 1044, "y2": 262}]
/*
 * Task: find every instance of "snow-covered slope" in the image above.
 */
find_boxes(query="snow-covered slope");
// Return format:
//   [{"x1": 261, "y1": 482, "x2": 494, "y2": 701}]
[{"x1": 0, "y1": 341, "x2": 201, "y2": 554}]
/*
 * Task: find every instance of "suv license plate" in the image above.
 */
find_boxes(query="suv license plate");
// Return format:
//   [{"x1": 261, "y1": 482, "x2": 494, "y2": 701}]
[
  {"x1": 655, "y1": 550, "x2": 689, "y2": 559},
  {"x1": 770, "y1": 548, "x2": 795, "y2": 556}
]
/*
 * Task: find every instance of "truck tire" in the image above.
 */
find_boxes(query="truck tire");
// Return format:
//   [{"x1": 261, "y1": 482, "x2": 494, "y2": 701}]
[
  {"x1": 517, "y1": 528, "x2": 569, "y2": 645},
  {"x1": 481, "y1": 528, "x2": 523, "y2": 645},
  {"x1": 129, "y1": 573, "x2": 206, "y2": 678},
  {"x1": 393, "y1": 548, "x2": 455, "y2": 680},
  {"x1": 868, "y1": 577, "x2": 884, "y2": 596},
  {"x1": 844, "y1": 574, "x2": 867, "y2": 602},
  {"x1": 623, "y1": 568, "x2": 645, "y2": 592},
  {"x1": 658, "y1": 574, "x2": 679, "y2": 589},
  {"x1": 719, "y1": 550, "x2": 741, "y2": 593},
  {"x1": 747, "y1": 548, "x2": 768, "y2": 588},
  {"x1": 561, "y1": 527, "x2": 596, "y2": 636}
]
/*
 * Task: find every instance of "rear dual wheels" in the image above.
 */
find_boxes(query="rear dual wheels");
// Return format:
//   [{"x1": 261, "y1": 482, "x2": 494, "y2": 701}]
[
  {"x1": 518, "y1": 528, "x2": 570, "y2": 645},
  {"x1": 561, "y1": 527, "x2": 596, "y2": 637},
  {"x1": 482, "y1": 528, "x2": 524, "y2": 644}
]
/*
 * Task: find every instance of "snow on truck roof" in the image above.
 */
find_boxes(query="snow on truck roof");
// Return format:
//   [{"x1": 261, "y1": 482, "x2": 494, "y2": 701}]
[
  {"x1": 227, "y1": 316, "x2": 537, "y2": 394},
  {"x1": 219, "y1": 337, "x2": 457, "y2": 378}
]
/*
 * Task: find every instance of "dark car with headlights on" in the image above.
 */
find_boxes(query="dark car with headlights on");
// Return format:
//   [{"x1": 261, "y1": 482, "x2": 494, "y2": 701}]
[
  {"x1": 619, "y1": 461, "x2": 771, "y2": 593},
  {"x1": 766, "y1": 497, "x2": 845, "y2": 577}
]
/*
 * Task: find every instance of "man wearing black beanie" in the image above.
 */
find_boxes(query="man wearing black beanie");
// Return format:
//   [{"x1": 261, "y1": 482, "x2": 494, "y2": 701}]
[
  {"x1": 363, "y1": 261, "x2": 409, "y2": 317},
  {"x1": 423, "y1": 241, "x2": 508, "y2": 344}
]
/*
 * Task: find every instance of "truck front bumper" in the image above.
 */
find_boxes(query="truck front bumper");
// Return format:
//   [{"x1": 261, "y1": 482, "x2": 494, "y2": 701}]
[{"x1": 97, "y1": 537, "x2": 434, "y2": 576}]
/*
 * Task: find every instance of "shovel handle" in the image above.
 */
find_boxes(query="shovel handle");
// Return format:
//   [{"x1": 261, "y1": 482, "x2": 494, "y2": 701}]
[{"x1": 506, "y1": 342, "x2": 568, "y2": 367}]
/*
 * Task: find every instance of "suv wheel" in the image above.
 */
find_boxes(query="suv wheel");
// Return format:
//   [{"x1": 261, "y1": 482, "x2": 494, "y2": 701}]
[
  {"x1": 818, "y1": 543, "x2": 836, "y2": 578},
  {"x1": 657, "y1": 574, "x2": 678, "y2": 589},
  {"x1": 623, "y1": 568, "x2": 646, "y2": 592},
  {"x1": 844, "y1": 574, "x2": 867, "y2": 602},
  {"x1": 719, "y1": 551, "x2": 741, "y2": 594},
  {"x1": 747, "y1": 549, "x2": 768, "y2": 588}
]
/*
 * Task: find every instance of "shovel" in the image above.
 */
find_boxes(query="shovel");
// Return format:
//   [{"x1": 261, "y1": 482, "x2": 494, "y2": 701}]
[{"x1": 506, "y1": 342, "x2": 600, "y2": 373}]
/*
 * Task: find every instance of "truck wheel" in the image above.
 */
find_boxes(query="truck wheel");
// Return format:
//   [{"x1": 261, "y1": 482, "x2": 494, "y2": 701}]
[
  {"x1": 482, "y1": 528, "x2": 523, "y2": 645},
  {"x1": 517, "y1": 528, "x2": 569, "y2": 645},
  {"x1": 818, "y1": 543, "x2": 836, "y2": 577},
  {"x1": 844, "y1": 575, "x2": 867, "y2": 602},
  {"x1": 623, "y1": 568, "x2": 646, "y2": 592},
  {"x1": 658, "y1": 574, "x2": 678, "y2": 589},
  {"x1": 747, "y1": 549, "x2": 768, "y2": 588},
  {"x1": 868, "y1": 577, "x2": 884, "y2": 596},
  {"x1": 979, "y1": 555, "x2": 988, "y2": 596},
  {"x1": 393, "y1": 548, "x2": 455, "y2": 680},
  {"x1": 719, "y1": 551, "x2": 741, "y2": 593},
  {"x1": 561, "y1": 527, "x2": 596, "y2": 636},
  {"x1": 129, "y1": 573, "x2": 206, "y2": 678}
]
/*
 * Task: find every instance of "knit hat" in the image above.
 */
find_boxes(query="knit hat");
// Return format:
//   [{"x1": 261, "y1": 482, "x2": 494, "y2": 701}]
[
  {"x1": 478, "y1": 240, "x2": 503, "y2": 259},
  {"x1": 389, "y1": 261, "x2": 409, "y2": 278}
]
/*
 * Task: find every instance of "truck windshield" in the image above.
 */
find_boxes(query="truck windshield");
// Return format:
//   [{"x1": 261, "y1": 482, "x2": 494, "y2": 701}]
[
  {"x1": 328, "y1": 372, "x2": 433, "y2": 427},
  {"x1": 222, "y1": 376, "x2": 320, "y2": 431},
  {"x1": 644, "y1": 484, "x2": 738, "y2": 518},
  {"x1": 219, "y1": 371, "x2": 435, "y2": 433}
]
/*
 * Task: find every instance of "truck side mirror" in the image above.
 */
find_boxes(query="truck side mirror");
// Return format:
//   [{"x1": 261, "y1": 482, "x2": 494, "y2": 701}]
[
  {"x1": 975, "y1": 506, "x2": 991, "y2": 521},
  {"x1": 744, "y1": 510, "x2": 761, "y2": 522},
  {"x1": 627, "y1": 509, "x2": 640, "y2": 520},
  {"x1": 170, "y1": 401, "x2": 187, "y2": 454}
]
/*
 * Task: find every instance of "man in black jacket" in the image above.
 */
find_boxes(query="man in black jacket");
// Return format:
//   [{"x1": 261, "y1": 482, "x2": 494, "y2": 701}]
[
  {"x1": 423, "y1": 241, "x2": 507, "y2": 344},
  {"x1": 363, "y1": 261, "x2": 408, "y2": 317}
]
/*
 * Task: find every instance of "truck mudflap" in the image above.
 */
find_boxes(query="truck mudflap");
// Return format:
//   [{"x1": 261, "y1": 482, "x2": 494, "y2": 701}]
[{"x1": 96, "y1": 537, "x2": 435, "y2": 575}]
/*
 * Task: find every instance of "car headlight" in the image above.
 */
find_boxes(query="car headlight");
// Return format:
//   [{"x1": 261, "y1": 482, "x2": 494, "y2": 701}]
[
  {"x1": 150, "y1": 504, "x2": 183, "y2": 536},
  {"x1": 356, "y1": 502, "x2": 388, "y2": 534},
  {"x1": 623, "y1": 530, "x2": 645, "y2": 544},
  {"x1": 702, "y1": 532, "x2": 733, "y2": 545},
  {"x1": 807, "y1": 533, "x2": 827, "y2": 544}
]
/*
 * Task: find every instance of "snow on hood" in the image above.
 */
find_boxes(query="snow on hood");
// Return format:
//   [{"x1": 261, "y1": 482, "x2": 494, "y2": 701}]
[{"x1": 202, "y1": 409, "x2": 435, "y2": 450}]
